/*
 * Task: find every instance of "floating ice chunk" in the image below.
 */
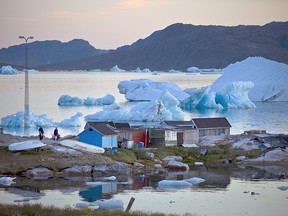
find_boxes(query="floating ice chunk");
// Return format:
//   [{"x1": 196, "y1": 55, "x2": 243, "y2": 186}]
[
  {"x1": 158, "y1": 180, "x2": 192, "y2": 189},
  {"x1": 85, "y1": 182, "x2": 110, "y2": 186},
  {"x1": 181, "y1": 82, "x2": 255, "y2": 109},
  {"x1": 58, "y1": 95, "x2": 83, "y2": 106},
  {"x1": 183, "y1": 177, "x2": 205, "y2": 184},
  {"x1": 75, "y1": 203, "x2": 98, "y2": 210},
  {"x1": 1, "y1": 109, "x2": 82, "y2": 128},
  {"x1": 94, "y1": 199, "x2": 124, "y2": 210},
  {"x1": 0, "y1": 65, "x2": 21, "y2": 75},
  {"x1": 278, "y1": 186, "x2": 288, "y2": 191},
  {"x1": 103, "y1": 176, "x2": 116, "y2": 181},
  {"x1": 110, "y1": 65, "x2": 125, "y2": 72},
  {"x1": 0, "y1": 177, "x2": 16, "y2": 186},
  {"x1": 187, "y1": 66, "x2": 200, "y2": 72},
  {"x1": 118, "y1": 79, "x2": 189, "y2": 101},
  {"x1": 57, "y1": 112, "x2": 83, "y2": 127},
  {"x1": 83, "y1": 94, "x2": 115, "y2": 106},
  {"x1": 85, "y1": 91, "x2": 184, "y2": 122},
  {"x1": 0, "y1": 109, "x2": 54, "y2": 127}
]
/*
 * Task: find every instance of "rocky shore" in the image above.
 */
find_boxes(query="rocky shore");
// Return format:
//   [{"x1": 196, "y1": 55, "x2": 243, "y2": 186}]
[{"x1": 0, "y1": 132, "x2": 288, "y2": 180}]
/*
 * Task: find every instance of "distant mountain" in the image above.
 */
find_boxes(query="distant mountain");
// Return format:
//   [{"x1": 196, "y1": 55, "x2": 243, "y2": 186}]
[
  {"x1": 38, "y1": 21, "x2": 288, "y2": 71},
  {"x1": 1, "y1": 22, "x2": 287, "y2": 71},
  {"x1": 0, "y1": 39, "x2": 108, "y2": 68}
]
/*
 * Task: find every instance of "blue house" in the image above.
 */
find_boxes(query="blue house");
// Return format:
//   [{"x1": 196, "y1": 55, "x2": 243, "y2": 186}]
[{"x1": 78, "y1": 122, "x2": 118, "y2": 149}]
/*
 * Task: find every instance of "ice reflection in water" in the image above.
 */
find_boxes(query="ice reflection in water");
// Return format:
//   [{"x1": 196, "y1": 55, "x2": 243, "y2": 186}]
[{"x1": 0, "y1": 166, "x2": 287, "y2": 215}]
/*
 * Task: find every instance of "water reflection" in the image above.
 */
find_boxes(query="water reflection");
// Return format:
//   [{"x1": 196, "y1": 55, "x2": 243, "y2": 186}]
[{"x1": 0, "y1": 166, "x2": 287, "y2": 214}]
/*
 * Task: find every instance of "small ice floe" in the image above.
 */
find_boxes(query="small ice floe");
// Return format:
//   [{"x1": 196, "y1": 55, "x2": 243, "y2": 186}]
[
  {"x1": 277, "y1": 186, "x2": 288, "y2": 191},
  {"x1": 183, "y1": 177, "x2": 205, "y2": 184},
  {"x1": 75, "y1": 202, "x2": 98, "y2": 210},
  {"x1": 94, "y1": 199, "x2": 124, "y2": 210},
  {"x1": 236, "y1": 156, "x2": 246, "y2": 161},
  {"x1": 103, "y1": 176, "x2": 116, "y2": 181},
  {"x1": 85, "y1": 181, "x2": 110, "y2": 186},
  {"x1": 194, "y1": 162, "x2": 204, "y2": 166},
  {"x1": 158, "y1": 180, "x2": 192, "y2": 190},
  {"x1": 0, "y1": 177, "x2": 16, "y2": 186}
]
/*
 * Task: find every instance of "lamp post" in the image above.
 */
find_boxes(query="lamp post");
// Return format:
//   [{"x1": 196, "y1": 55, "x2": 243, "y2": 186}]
[{"x1": 19, "y1": 36, "x2": 34, "y2": 128}]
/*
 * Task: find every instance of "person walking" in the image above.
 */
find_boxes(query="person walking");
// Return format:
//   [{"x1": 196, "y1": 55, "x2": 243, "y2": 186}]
[
  {"x1": 38, "y1": 127, "x2": 44, "y2": 140},
  {"x1": 53, "y1": 127, "x2": 59, "y2": 140}
]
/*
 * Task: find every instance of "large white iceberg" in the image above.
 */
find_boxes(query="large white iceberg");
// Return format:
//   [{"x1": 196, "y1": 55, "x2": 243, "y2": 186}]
[
  {"x1": 0, "y1": 65, "x2": 21, "y2": 75},
  {"x1": 85, "y1": 90, "x2": 184, "y2": 122},
  {"x1": 118, "y1": 79, "x2": 189, "y2": 101},
  {"x1": 58, "y1": 94, "x2": 115, "y2": 106},
  {"x1": 181, "y1": 81, "x2": 256, "y2": 109},
  {"x1": 212, "y1": 57, "x2": 288, "y2": 101}
]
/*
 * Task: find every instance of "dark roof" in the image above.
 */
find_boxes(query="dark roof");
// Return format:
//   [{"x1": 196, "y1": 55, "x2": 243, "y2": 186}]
[
  {"x1": 192, "y1": 117, "x2": 231, "y2": 129},
  {"x1": 114, "y1": 122, "x2": 131, "y2": 129},
  {"x1": 85, "y1": 122, "x2": 117, "y2": 135},
  {"x1": 163, "y1": 121, "x2": 196, "y2": 129}
]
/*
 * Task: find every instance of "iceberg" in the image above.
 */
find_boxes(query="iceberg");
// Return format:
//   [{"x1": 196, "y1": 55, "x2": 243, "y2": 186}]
[
  {"x1": 83, "y1": 94, "x2": 115, "y2": 106},
  {"x1": 0, "y1": 177, "x2": 16, "y2": 186},
  {"x1": 110, "y1": 65, "x2": 125, "y2": 72},
  {"x1": 94, "y1": 199, "x2": 124, "y2": 210},
  {"x1": 118, "y1": 79, "x2": 189, "y2": 101},
  {"x1": 0, "y1": 109, "x2": 82, "y2": 128},
  {"x1": 212, "y1": 57, "x2": 288, "y2": 101},
  {"x1": 85, "y1": 91, "x2": 184, "y2": 122},
  {"x1": 181, "y1": 81, "x2": 256, "y2": 109},
  {"x1": 132, "y1": 67, "x2": 151, "y2": 72},
  {"x1": 58, "y1": 95, "x2": 83, "y2": 106},
  {"x1": 186, "y1": 66, "x2": 200, "y2": 72},
  {"x1": 158, "y1": 180, "x2": 192, "y2": 189},
  {"x1": 0, "y1": 65, "x2": 21, "y2": 75},
  {"x1": 58, "y1": 94, "x2": 115, "y2": 106}
]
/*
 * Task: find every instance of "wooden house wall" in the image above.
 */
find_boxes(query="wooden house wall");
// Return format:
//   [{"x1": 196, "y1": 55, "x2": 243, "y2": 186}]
[
  {"x1": 102, "y1": 135, "x2": 118, "y2": 149},
  {"x1": 199, "y1": 128, "x2": 230, "y2": 137},
  {"x1": 164, "y1": 130, "x2": 177, "y2": 146},
  {"x1": 149, "y1": 129, "x2": 165, "y2": 146},
  {"x1": 183, "y1": 129, "x2": 199, "y2": 144},
  {"x1": 79, "y1": 129, "x2": 102, "y2": 147}
]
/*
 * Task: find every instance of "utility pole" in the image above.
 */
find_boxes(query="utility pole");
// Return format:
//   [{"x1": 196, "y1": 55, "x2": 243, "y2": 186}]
[{"x1": 19, "y1": 36, "x2": 34, "y2": 128}]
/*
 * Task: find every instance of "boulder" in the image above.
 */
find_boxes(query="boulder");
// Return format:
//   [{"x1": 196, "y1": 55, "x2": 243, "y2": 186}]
[{"x1": 25, "y1": 167, "x2": 53, "y2": 179}]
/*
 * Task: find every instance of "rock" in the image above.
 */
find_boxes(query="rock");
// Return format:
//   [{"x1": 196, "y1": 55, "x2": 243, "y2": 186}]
[
  {"x1": 163, "y1": 156, "x2": 183, "y2": 162},
  {"x1": 62, "y1": 165, "x2": 92, "y2": 176},
  {"x1": 166, "y1": 160, "x2": 189, "y2": 171},
  {"x1": 25, "y1": 167, "x2": 53, "y2": 179}
]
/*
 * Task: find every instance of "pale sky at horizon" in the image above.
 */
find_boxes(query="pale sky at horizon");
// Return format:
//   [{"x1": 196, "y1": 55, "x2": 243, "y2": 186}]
[{"x1": 0, "y1": 0, "x2": 287, "y2": 50}]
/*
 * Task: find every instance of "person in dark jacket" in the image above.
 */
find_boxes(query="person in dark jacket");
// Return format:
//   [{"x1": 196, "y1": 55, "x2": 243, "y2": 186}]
[
  {"x1": 53, "y1": 127, "x2": 59, "y2": 140},
  {"x1": 38, "y1": 127, "x2": 44, "y2": 140}
]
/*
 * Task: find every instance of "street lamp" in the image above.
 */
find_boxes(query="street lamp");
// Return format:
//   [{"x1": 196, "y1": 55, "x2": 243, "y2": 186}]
[{"x1": 19, "y1": 36, "x2": 34, "y2": 128}]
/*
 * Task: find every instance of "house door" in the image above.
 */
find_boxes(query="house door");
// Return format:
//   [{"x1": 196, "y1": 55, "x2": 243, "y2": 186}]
[{"x1": 177, "y1": 132, "x2": 183, "y2": 146}]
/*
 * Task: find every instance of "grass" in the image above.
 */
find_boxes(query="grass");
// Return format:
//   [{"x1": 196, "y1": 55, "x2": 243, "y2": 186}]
[{"x1": 0, "y1": 203, "x2": 180, "y2": 216}]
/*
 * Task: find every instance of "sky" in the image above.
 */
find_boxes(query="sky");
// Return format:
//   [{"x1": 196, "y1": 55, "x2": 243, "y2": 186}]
[{"x1": 0, "y1": 0, "x2": 287, "y2": 50}]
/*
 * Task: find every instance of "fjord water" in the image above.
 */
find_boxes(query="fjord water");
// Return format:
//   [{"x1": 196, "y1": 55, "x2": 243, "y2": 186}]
[
  {"x1": 1, "y1": 71, "x2": 288, "y2": 215},
  {"x1": 0, "y1": 71, "x2": 288, "y2": 136},
  {"x1": 0, "y1": 168, "x2": 287, "y2": 215}
]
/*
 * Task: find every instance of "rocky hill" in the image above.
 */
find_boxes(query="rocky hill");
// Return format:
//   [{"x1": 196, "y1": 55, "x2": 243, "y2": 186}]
[
  {"x1": 0, "y1": 39, "x2": 108, "y2": 68},
  {"x1": 1, "y1": 22, "x2": 287, "y2": 70}
]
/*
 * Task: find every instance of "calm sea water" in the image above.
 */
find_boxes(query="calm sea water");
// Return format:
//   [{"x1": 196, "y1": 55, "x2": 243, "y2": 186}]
[
  {"x1": 0, "y1": 71, "x2": 288, "y2": 136},
  {"x1": 1, "y1": 71, "x2": 288, "y2": 215},
  {"x1": 0, "y1": 167, "x2": 287, "y2": 215}
]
